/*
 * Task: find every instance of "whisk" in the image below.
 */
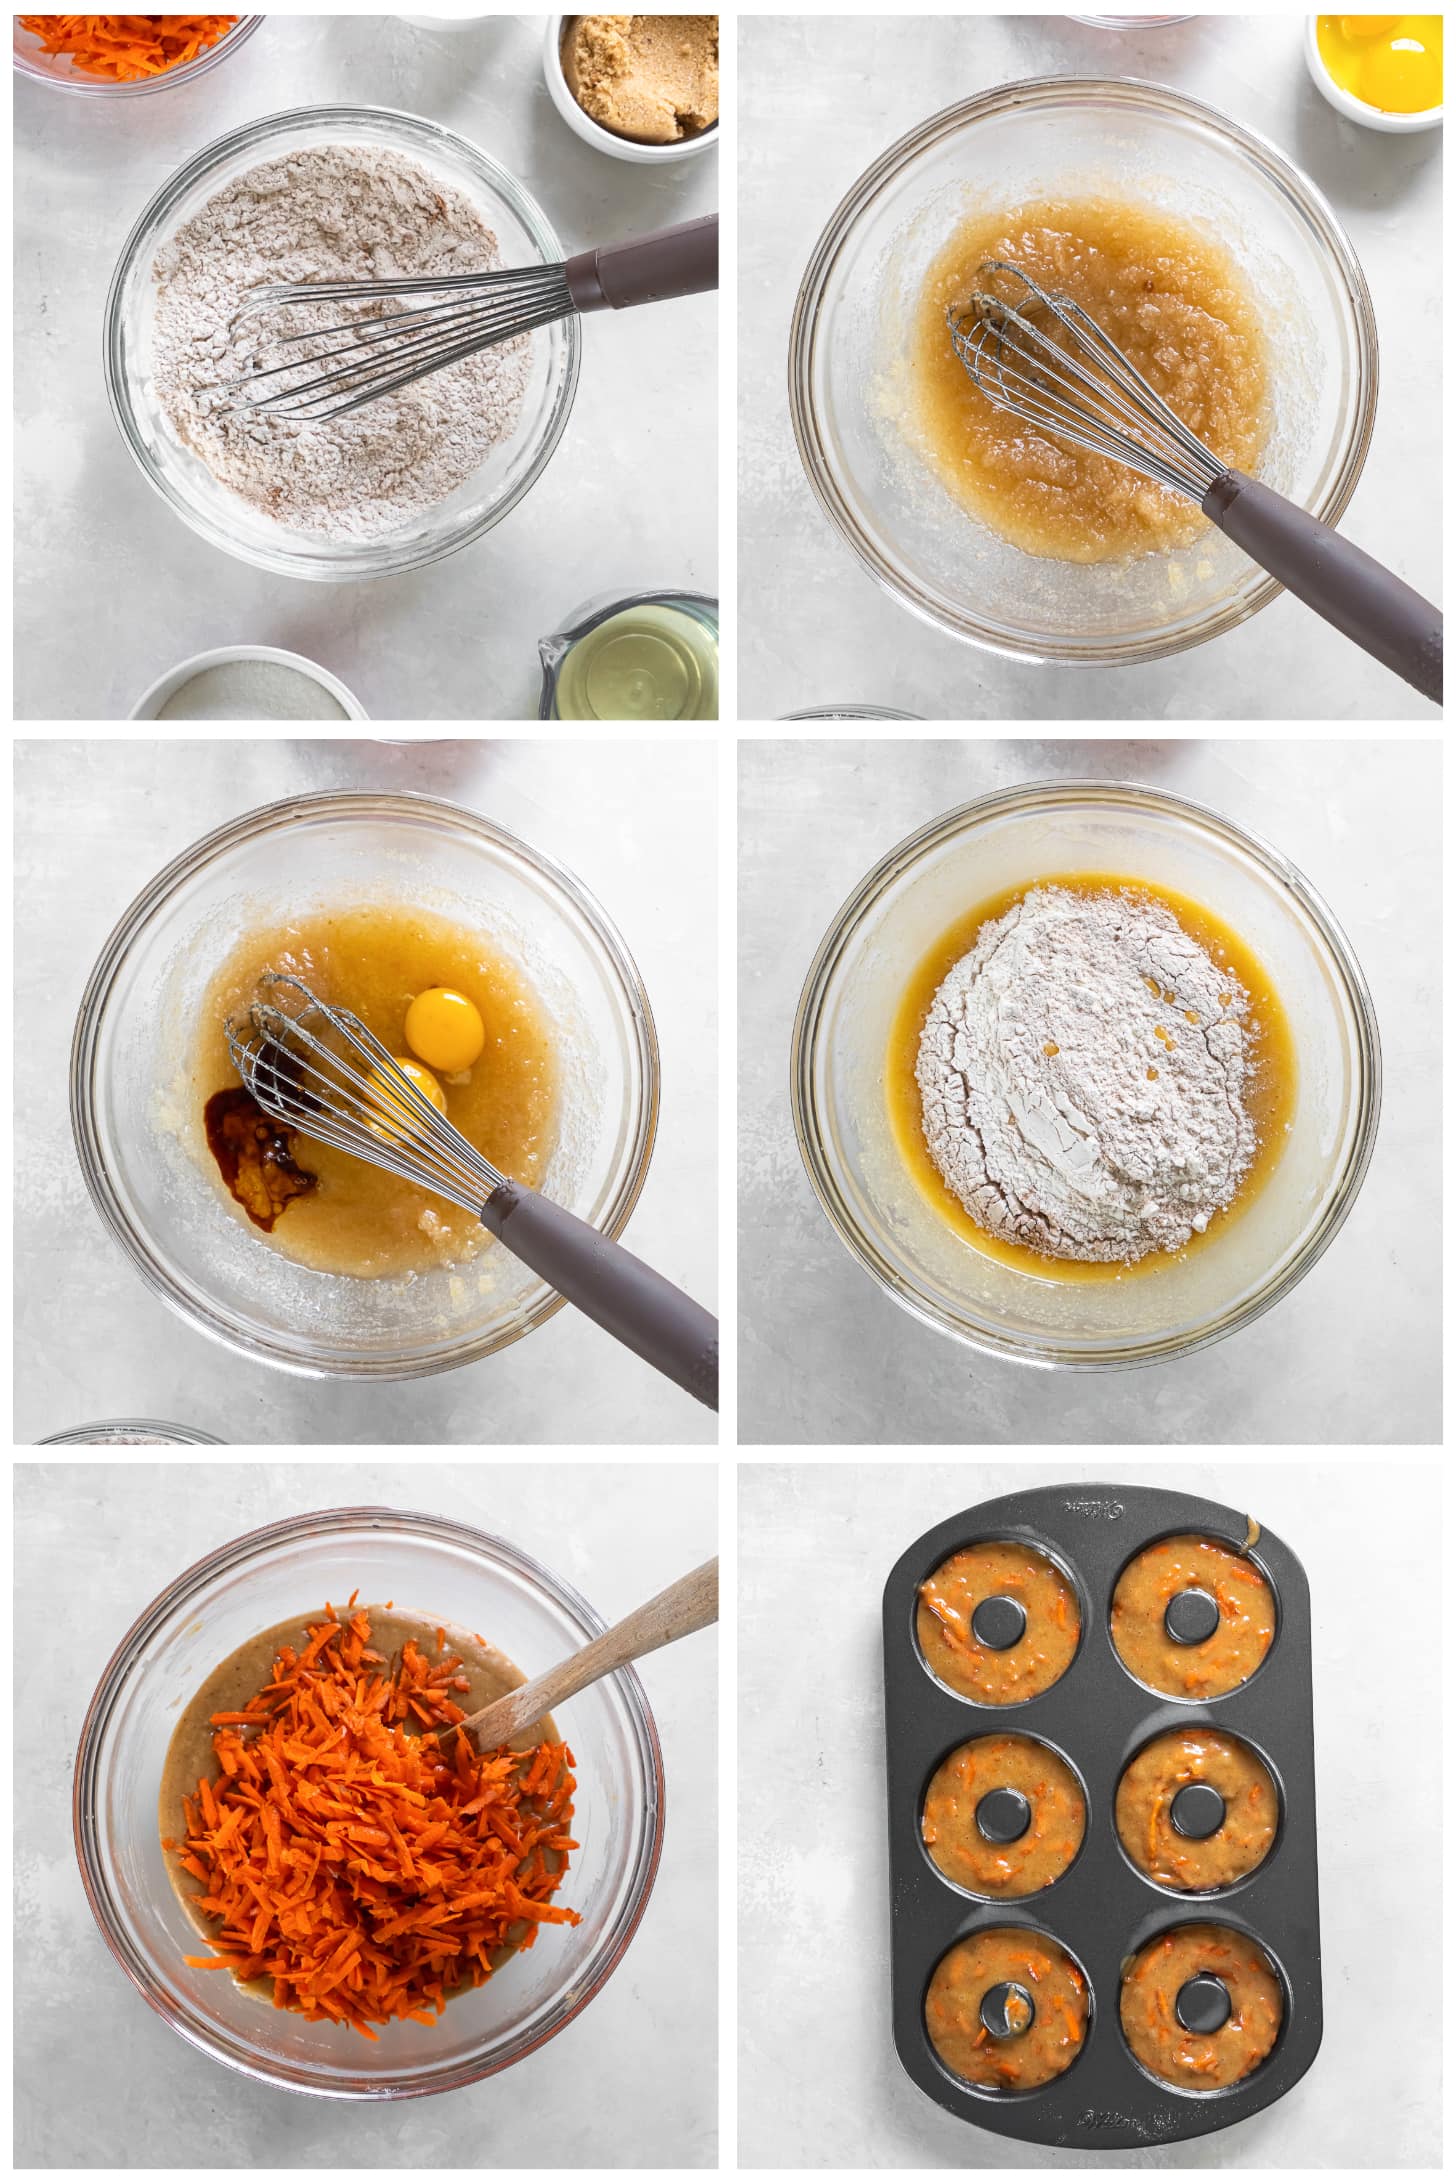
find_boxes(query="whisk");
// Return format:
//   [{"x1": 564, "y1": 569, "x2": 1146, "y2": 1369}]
[
  {"x1": 226, "y1": 975, "x2": 718, "y2": 1411},
  {"x1": 951, "y1": 264, "x2": 1442, "y2": 703},
  {"x1": 211, "y1": 214, "x2": 719, "y2": 422}
]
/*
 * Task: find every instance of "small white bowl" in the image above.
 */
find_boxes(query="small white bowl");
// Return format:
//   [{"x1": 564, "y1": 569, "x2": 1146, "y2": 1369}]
[
  {"x1": 543, "y1": 15, "x2": 718, "y2": 165},
  {"x1": 130, "y1": 645, "x2": 368, "y2": 722},
  {"x1": 1304, "y1": 16, "x2": 1443, "y2": 134}
]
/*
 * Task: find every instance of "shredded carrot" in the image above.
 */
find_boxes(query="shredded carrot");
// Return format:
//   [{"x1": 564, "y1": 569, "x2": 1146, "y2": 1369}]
[
  {"x1": 164, "y1": 1601, "x2": 580, "y2": 2037},
  {"x1": 18, "y1": 15, "x2": 239, "y2": 82}
]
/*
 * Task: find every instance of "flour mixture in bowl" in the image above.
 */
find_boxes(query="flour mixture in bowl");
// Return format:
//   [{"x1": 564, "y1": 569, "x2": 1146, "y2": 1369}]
[
  {"x1": 894, "y1": 878, "x2": 1294, "y2": 1276},
  {"x1": 909, "y1": 197, "x2": 1270, "y2": 563},
  {"x1": 152, "y1": 144, "x2": 530, "y2": 540},
  {"x1": 192, "y1": 902, "x2": 557, "y2": 1279}
]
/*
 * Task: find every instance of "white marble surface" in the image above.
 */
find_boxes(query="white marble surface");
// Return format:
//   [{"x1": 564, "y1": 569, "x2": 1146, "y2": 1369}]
[
  {"x1": 738, "y1": 1458, "x2": 1441, "y2": 2168},
  {"x1": 738, "y1": 736, "x2": 1441, "y2": 1445},
  {"x1": 738, "y1": 14, "x2": 1442, "y2": 722},
  {"x1": 14, "y1": 13, "x2": 717, "y2": 722},
  {"x1": 14, "y1": 737, "x2": 717, "y2": 1445},
  {"x1": 14, "y1": 1459, "x2": 717, "y2": 2167}
]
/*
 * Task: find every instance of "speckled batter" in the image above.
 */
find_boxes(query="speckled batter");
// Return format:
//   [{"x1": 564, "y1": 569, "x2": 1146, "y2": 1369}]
[
  {"x1": 917, "y1": 1539, "x2": 1081, "y2": 1705},
  {"x1": 926, "y1": 1926, "x2": 1089, "y2": 2089},
  {"x1": 1120, "y1": 1922, "x2": 1283, "y2": 2090},
  {"x1": 1117, "y1": 1728, "x2": 1279, "y2": 1891},
  {"x1": 922, "y1": 1734, "x2": 1085, "y2": 1897},
  {"x1": 1111, "y1": 1534, "x2": 1276, "y2": 1698}
]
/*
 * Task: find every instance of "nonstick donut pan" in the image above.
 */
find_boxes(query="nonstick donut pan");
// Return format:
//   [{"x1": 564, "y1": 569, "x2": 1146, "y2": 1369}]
[{"x1": 882, "y1": 1482, "x2": 1321, "y2": 2148}]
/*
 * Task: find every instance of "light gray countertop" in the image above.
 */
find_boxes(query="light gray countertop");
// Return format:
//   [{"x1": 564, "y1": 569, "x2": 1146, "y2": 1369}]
[
  {"x1": 14, "y1": 1459, "x2": 717, "y2": 2168},
  {"x1": 737, "y1": 1457, "x2": 1441, "y2": 2168},
  {"x1": 737, "y1": 736, "x2": 1441, "y2": 1445},
  {"x1": 14, "y1": 736, "x2": 717, "y2": 1445},
  {"x1": 15, "y1": 13, "x2": 717, "y2": 722},
  {"x1": 738, "y1": 13, "x2": 1441, "y2": 722}
]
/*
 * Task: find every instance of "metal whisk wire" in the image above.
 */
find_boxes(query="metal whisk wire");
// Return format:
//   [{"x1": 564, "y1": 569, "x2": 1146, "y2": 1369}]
[
  {"x1": 213, "y1": 264, "x2": 577, "y2": 422},
  {"x1": 222, "y1": 972, "x2": 720, "y2": 1411},
  {"x1": 206, "y1": 213, "x2": 719, "y2": 423},
  {"x1": 948, "y1": 261, "x2": 1225, "y2": 502},
  {"x1": 225, "y1": 974, "x2": 505, "y2": 1213}
]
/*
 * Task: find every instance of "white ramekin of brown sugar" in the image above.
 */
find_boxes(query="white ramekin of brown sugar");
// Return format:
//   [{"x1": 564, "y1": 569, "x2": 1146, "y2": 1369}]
[{"x1": 543, "y1": 15, "x2": 719, "y2": 165}]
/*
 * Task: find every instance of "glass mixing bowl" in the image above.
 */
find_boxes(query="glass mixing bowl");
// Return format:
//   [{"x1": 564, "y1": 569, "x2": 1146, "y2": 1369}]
[
  {"x1": 71, "y1": 791, "x2": 658, "y2": 1379},
  {"x1": 104, "y1": 107, "x2": 580, "y2": 581},
  {"x1": 40, "y1": 1420, "x2": 223, "y2": 1445},
  {"x1": 789, "y1": 78, "x2": 1377, "y2": 665},
  {"x1": 73, "y1": 1507, "x2": 664, "y2": 2097},
  {"x1": 792, "y1": 781, "x2": 1380, "y2": 1369}
]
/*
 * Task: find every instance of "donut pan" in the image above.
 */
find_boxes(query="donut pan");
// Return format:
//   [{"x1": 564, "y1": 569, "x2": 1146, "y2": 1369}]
[{"x1": 882, "y1": 1482, "x2": 1321, "y2": 2148}]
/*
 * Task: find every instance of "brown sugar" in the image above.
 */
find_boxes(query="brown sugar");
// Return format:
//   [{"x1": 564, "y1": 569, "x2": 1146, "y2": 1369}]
[
  {"x1": 910, "y1": 197, "x2": 1270, "y2": 562},
  {"x1": 561, "y1": 15, "x2": 719, "y2": 144}
]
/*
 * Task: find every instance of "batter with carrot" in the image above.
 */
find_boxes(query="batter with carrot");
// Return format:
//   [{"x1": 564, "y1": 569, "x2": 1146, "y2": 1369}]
[{"x1": 160, "y1": 1598, "x2": 580, "y2": 2037}]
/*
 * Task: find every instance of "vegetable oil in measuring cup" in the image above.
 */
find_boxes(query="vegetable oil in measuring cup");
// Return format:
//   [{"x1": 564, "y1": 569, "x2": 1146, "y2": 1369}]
[{"x1": 539, "y1": 591, "x2": 718, "y2": 720}]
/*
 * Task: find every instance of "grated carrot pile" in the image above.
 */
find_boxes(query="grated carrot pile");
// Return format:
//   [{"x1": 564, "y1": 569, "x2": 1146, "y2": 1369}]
[
  {"x1": 18, "y1": 16, "x2": 239, "y2": 81},
  {"x1": 164, "y1": 1597, "x2": 580, "y2": 2038}
]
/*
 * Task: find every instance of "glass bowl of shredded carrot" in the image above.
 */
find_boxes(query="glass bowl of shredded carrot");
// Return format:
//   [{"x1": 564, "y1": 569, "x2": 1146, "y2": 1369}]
[
  {"x1": 13, "y1": 15, "x2": 260, "y2": 95},
  {"x1": 74, "y1": 1507, "x2": 665, "y2": 2097}
]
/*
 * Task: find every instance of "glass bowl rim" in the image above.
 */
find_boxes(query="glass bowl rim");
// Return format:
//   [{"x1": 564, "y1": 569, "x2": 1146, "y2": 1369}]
[
  {"x1": 69, "y1": 787, "x2": 660, "y2": 1380},
  {"x1": 790, "y1": 776, "x2": 1382, "y2": 1369},
  {"x1": 14, "y1": 14, "x2": 262, "y2": 96},
  {"x1": 102, "y1": 103, "x2": 582, "y2": 581},
  {"x1": 787, "y1": 73, "x2": 1380, "y2": 666},
  {"x1": 39, "y1": 1419, "x2": 224, "y2": 1445},
  {"x1": 72, "y1": 1503, "x2": 666, "y2": 2100}
]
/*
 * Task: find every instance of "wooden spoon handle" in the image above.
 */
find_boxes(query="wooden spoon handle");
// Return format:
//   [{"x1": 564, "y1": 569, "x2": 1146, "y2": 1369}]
[{"x1": 459, "y1": 1556, "x2": 719, "y2": 1749}]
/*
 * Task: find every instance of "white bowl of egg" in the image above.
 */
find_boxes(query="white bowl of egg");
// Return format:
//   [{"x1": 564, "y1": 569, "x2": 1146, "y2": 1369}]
[
  {"x1": 71, "y1": 791, "x2": 660, "y2": 1380},
  {"x1": 1305, "y1": 14, "x2": 1443, "y2": 132}
]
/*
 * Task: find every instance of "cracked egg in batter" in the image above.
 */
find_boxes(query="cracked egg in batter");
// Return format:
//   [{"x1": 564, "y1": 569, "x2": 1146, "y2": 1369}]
[{"x1": 190, "y1": 901, "x2": 557, "y2": 1280}]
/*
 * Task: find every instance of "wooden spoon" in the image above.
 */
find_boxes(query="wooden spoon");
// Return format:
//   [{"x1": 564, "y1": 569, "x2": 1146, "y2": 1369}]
[{"x1": 458, "y1": 1555, "x2": 719, "y2": 1749}]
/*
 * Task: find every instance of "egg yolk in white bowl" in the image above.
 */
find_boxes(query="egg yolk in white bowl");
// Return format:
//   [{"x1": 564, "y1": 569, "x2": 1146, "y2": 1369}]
[{"x1": 1316, "y1": 16, "x2": 1443, "y2": 115}]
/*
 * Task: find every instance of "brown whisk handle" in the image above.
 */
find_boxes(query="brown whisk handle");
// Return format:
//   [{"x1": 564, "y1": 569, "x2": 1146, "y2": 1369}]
[
  {"x1": 480, "y1": 1181, "x2": 718, "y2": 1411},
  {"x1": 564, "y1": 216, "x2": 719, "y2": 315},
  {"x1": 1204, "y1": 471, "x2": 1443, "y2": 704}
]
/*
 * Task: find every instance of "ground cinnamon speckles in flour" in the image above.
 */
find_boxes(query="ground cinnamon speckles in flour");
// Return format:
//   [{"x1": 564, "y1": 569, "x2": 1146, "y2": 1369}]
[
  {"x1": 151, "y1": 145, "x2": 531, "y2": 540},
  {"x1": 916, "y1": 886, "x2": 1257, "y2": 1264}
]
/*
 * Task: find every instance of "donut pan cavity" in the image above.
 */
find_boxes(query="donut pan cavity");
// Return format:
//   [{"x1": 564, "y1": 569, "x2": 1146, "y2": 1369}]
[{"x1": 882, "y1": 1482, "x2": 1321, "y2": 2148}]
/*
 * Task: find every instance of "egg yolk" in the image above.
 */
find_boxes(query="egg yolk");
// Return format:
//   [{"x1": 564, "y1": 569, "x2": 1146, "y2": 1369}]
[
  {"x1": 365, "y1": 1055, "x2": 447, "y2": 1140},
  {"x1": 405, "y1": 985, "x2": 487, "y2": 1074},
  {"x1": 1317, "y1": 15, "x2": 1443, "y2": 113}
]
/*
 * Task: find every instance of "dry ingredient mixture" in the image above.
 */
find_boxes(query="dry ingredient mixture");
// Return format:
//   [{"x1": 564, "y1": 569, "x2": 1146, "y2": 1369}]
[
  {"x1": 916, "y1": 886, "x2": 1256, "y2": 1265},
  {"x1": 152, "y1": 146, "x2": 531, "y2": 540},
  {"x1": 562, "y1": 15, "x2": 719, "y2": 143}
]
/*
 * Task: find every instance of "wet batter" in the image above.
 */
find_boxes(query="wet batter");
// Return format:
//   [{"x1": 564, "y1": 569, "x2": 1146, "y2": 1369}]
[
  {"x1": 926, "y1": 1926, "x2": 1089, "y2": 2089},
  {"x1": 918, "y1": 1540, "x2": 1080, "y2": 1704},
  {"x1": 1111, "y1": 1533, "x2": 1275, "y2": 1698},
  {"x1": 1120, "y1": 1922, "x2": 1283, "y2": 2090},
  {"x1": 189, "y1": 902, "x2": 557, "y2": 1279},
  {"x1": 923, "y1": 1734, "x2": 1085, "y2": 1897},
  {"x1": 1117, "y1": 1728, "x2": 1279, "y2": 1891},
  {"x1": 910, "y1": 197, "x2": 1270, "y2": 562}
]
